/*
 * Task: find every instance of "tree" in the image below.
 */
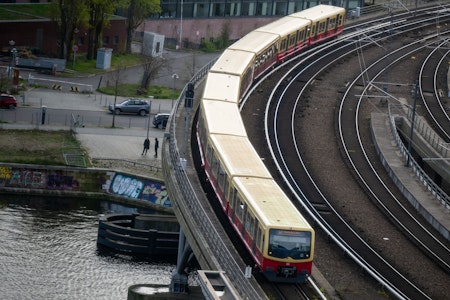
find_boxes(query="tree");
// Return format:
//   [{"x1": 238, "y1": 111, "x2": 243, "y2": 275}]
[
  {"x1": 138, "y1": 55, "x2": 167, "y2": 94},
  {"x1": 50, "y1": 0, "x2": 88, "y2": 59},
  {"x1": 125, "y1": 0, "x2": 161, "y2": 54},
  {"x1": 85, "y1": 0, "x2": 118, "y2": 60}
]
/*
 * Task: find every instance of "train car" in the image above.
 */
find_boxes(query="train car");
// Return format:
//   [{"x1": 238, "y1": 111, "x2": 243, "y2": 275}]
[
  {"x1": 197, "y1": 125, "x2": 315, "y2": 282},
  {"x1": 255, "y1": 15, "x2": 311, "y2": 62},
  {"x1": 228, "y1": 30, "x2": 279, "y2": 79},
  {"x1": 229, "y1": 177, "x2": 315, "y2": 283},
  {"x1": 291, "y1": 4, "x2": 346, "y2": 45},
  {"x1": 202, "y1": 71, "x2": 242, "y2": 104},
  {"x1": 208, "y1": 49, "x2": 256, "y2": 101},
  {"x1": 197, "y1": 99, "x2": 247, "y2": 168},
  {"x1": 201, "y1": 132, "x2": 272, "y2": 210}
]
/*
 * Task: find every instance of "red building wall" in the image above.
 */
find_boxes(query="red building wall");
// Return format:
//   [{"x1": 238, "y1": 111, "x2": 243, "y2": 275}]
[{"x1": 0, "y1": 18, "x2": 127, "y2": 57}]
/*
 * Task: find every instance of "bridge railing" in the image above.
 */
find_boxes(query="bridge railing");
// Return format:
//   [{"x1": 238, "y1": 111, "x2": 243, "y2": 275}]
[{"x1": 387, "y1": 103, "x2": 450, "y2": 210}]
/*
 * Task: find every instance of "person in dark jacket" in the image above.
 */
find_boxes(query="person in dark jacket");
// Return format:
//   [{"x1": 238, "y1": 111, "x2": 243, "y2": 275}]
[
  {"x1": 154, "y1": 137, "x2": 159, "y2": 158},
  {"x1": 142, "y1": 137, "x2": 150, "y2": 155}
]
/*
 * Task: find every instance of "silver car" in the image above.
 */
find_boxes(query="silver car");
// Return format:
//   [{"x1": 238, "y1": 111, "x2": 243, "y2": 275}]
[{"x1": 108, "y1": 98, "x2": 150, "y2": 116}]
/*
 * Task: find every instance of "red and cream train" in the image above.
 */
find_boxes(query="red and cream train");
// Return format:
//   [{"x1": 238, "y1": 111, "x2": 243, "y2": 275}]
[{"x1": 196, "y1": 5, "x2": 346, "y2": 283}]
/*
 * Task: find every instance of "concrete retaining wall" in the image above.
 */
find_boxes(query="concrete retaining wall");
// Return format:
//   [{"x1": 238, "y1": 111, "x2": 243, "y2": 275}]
[{"x1": 0, "y1": 163, "x2": 173, "y2": 213}]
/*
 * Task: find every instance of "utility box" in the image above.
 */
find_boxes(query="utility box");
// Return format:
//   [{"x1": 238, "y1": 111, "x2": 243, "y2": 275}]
[
  {"x1": 96, "y1": 48, "x2": 113, "y2": 69},
  {"x1": 143, "y1": 32, "x2": 164, "y2": 57}
]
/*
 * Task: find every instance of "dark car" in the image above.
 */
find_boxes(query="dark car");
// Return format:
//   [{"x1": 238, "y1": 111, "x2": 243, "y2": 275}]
[
  {"x1": 108, "y1": 98, "x2": 150, "y2": 116},
  {"x1": 153, "y1": 113, "x2": 170, "y2": 129},
  {"x1": 0, "y1": 94, "x2": 17, "y2": 109}
]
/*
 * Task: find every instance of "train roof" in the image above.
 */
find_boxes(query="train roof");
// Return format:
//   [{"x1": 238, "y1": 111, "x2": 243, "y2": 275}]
[
  {"x1": 202, "y1": 72, "x2": 241, "y2": 103},
  {"x1": 201, "y1": 100, "x2": 247, "y2": 136},
  {"x1": 228, "y1": 31, "x2": 279, "y2": 54},
  {"x1": 233, "y1": 177, "x2": 312, "y2": 230},
  {"x1": 290, "y1": 4, "x2": 346, "y2": 22},
  {"x1": 210, "y1": 49, "x2": 255, "y2": 76},
  {"x1": 210, "y1": 134, "x2": 272, "y2": 178},
  {"x1": 255, "y1": 15, "x2": 311, "y2": 37}
]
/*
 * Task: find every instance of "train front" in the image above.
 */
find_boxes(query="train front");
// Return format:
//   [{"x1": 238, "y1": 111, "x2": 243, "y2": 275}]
[{"x1": 262, "y1": 228, "x2": 314, "y2": 283}]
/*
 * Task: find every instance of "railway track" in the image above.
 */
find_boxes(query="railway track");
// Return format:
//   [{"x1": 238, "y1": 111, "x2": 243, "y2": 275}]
[
  {"x1": 419, "y1": 39, "x2": 450, "y2": 142},
  {"x1": 242, "y1": 4, "x2": 450, "y2": 299}
]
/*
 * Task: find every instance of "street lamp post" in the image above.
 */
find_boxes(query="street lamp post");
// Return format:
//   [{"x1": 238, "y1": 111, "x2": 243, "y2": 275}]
[
  {"x1": 179, "y1": 0, "x2": 183, "y2": 50},
  {"x1": 172, "y1": 73, "x2": 179, "y2": 109},
  {"x1": 8, "y1": 40, "x2": 16, "y2": 79}
]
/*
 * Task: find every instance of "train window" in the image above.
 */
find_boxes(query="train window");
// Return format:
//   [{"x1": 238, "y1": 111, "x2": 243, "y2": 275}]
[
  {"x1": 280, "y1": 38, "x2": 287, "y2": 51},
  {"x1": 318, "y1": 21, "x2": 325, "y2": 33},
  {"x1": 217, "y1": 163, "x2": 226, "y2": 191},
  {"x1": 289, "y1": 34, "x2": 296, "y2": 47},
  {"x1": 245, "y1": 213, "x2": 254, "y2": 236},
  {"x1": 211, "y1": 153, "x2": 220, "y2": 180},
  {"x1": 230, "y1": 187, "x2": 236, "y2": 209},
  {"x1": 206, "y1": 144, "x2": 213, "y2": 166},
  {"x1": 268, "y1": 229, "x2": 311, "y2": 260},
  {"x1": 236, "y1": 196, "x2": 244, "y2": 220},
  {"x1": 255, "y1": 226, "x2": 262, "y2": 249},
  {"x1": 329, "y1": 17, "x2": 336, "y2": 30},
  {"x1": 245, "y1": 213, "x2": 250, "y2": 233},
  {"x1": 298, "y1": 29, "x2": 304, "y2": 42},
  {"x1": 223, "y1": 176, "x2": 230, "y2": 202},
  {"x1": 249, "y1": 216, "x2": 255, "y2": 237}
]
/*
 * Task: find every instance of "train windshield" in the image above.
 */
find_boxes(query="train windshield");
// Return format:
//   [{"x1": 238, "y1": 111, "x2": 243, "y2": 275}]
[{"x1": 268, "y1": 229, "x2": 311, "y2": 260}]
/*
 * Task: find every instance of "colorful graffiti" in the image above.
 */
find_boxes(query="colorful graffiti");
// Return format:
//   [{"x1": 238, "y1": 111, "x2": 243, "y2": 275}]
[
  {"x1": 47, "y1": 174, "x2": 79, "y2": 190},
  {"x1": 0, "y1": 167, "x2": 78, "y2": 190},
  {"x1": 109, "y1": 173, "x2": 171, "y2": 207},
  {"x1": 4, "y1": 168, "x2": 46, "y2": 188}
]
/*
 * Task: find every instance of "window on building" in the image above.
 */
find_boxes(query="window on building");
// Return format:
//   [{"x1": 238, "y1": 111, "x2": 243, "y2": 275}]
[
  {"x1": 194, "y1": 0, "x2": 209, "y2": 18},
  {"x1": 255, "y1": 0, "x2": 271, "y2": 16},
  {"x1": 103, "y1": 36, "x2": 109, "y2": 45},
  {"x1": 225, "y1": 1, "x2": 241, "y2": 17},
  {"x1": 160, "y1": 0, "x2": 178, "y2": 18},
  {"x1": 241, "y1": 0, "x2": 255, "y2": 16},
  {"x1": 273, "y1": 1, "x2": 287, "y2": 15},
  {"x1": 113, "y1": 36, "x2": 119, "y2": 45},
  {"x1": 210, "y1": 1, "x2": 226, "y2": 17}
]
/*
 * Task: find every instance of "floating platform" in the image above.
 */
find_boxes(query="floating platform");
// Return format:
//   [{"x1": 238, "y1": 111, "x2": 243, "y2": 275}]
[{"x1": 97, "y1": 213, "x2": 180, "y2": 257}]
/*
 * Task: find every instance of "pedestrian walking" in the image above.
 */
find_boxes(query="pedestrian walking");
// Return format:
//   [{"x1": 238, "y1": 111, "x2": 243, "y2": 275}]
[
  {"x1": 154, "y1": 137, "x2": 159, "y2": 158},
  {"x1": 142, "y1": 137, "x2": 150, "y2": 155}
]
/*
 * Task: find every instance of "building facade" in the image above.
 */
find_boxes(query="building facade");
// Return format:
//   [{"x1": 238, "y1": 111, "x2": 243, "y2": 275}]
[{"x1": 140, "y1": 0, "x2": 363, "y2": 48}]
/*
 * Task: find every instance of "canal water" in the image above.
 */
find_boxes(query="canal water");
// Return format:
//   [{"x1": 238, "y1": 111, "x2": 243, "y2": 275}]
[{"x1": 0, "y1": 195, "x2": 175, "y2": 300}]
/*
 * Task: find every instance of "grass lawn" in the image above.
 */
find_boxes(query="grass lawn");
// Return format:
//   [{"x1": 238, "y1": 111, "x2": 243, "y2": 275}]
[{"x1": 0, "y1": 129, "x2": 88, "y2": 166}]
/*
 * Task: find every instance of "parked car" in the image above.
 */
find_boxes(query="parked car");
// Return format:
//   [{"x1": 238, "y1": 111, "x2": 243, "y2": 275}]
[
  {"x1": 153, "y1": 113, "x2": 170, "y2": 129},
  {"x1": 108, "y1": 98, "x2": 150, "y2": 116},
  {"x1": 0, "y1": 94, "x2": 17, "y2": 109}
]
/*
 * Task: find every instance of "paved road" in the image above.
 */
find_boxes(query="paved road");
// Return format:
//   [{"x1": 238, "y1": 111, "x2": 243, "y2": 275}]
[{"x1": 2, "y1": 49, "x2": 220, "y2": 164}]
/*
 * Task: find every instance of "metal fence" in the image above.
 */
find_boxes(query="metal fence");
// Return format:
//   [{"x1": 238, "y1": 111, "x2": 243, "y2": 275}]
[{"x1": 388, "y1": 103, "x2": 450, "y2": 210}]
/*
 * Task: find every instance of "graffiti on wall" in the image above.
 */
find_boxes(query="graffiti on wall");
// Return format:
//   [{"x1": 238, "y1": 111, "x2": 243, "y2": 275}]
[
  {"x1": 109, "y1": 173, "x2": 171, "y2": 207},
  {"x1": 47, "y1": 174, "x2": 79, "y2": 189},
  {"x1": 0, "y1": 167, "x2": 46, "y2": 188},
  {"x1": 0, "y1": 167, "x2": 78, "y2": 190}
]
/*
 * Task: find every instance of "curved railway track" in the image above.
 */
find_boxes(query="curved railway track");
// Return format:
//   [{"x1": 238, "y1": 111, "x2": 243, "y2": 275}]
[
  {"x1": 242, "y1": 5, "x2": 450, "y2": 299},
  {"x1": 419, "y1": 40, "x2": 450, "y2": 142}
]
